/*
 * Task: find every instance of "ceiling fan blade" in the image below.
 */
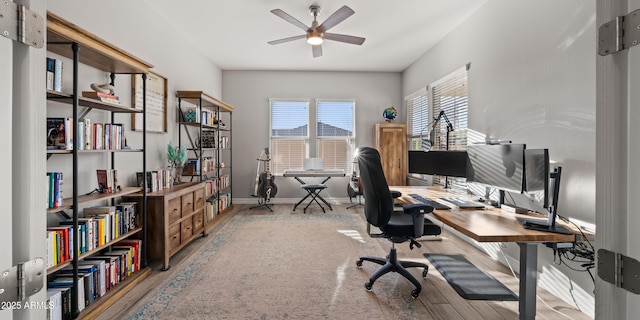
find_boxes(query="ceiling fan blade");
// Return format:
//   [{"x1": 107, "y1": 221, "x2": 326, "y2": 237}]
[
  {"x1": 312, "y1": 45, "x2": 323, "y2": 58},
  {"x1": 271, "y1": 9, "x2": 309, "y2": 32},
  {"x1": 324, "y1": 33, "x2": 366, "y2": 45},
  {"x1": 268, "y1": 35, "x2": 306, "y2": 45},
  {"x1": 318, "y1": 5, "x2": 355, "y2": 32}
]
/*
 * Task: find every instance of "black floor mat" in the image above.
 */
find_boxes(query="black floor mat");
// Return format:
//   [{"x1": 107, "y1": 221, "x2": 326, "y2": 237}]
[{"x1": 424, "y1": 253, "x2": 518, "y2": 301}]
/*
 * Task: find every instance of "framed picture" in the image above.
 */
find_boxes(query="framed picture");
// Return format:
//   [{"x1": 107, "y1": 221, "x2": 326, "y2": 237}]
[{"x1": 131, "y1": 71, "x2": 168, "y2": 133}]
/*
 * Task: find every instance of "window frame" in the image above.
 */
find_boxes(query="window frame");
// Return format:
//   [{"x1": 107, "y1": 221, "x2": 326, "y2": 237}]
[
  {"x1": 406, "y1": 64, "x2": 470, "y2": 189},
  {"x1": 269, "y1": 98, "x2": 356, "y2": 175},
  {"x1": 315, "y1": 99, "x2": 356, "y2": 172},
  {"x1": 269, "y1": 98, "x2": 310, "y2": 175}
]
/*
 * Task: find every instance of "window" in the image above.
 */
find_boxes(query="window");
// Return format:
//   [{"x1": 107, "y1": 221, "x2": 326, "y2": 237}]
[
  {"x1": 270, "y1": 99, "x2": 355, "y2": 174},
  {"x1": 270, "y1": 100, "x2": 309, "y2": 175},
  {"x1": 316, "y1": 100, "x2": 355, "y2": 171},
  {"x1": 406, "y1": 64, "x2": 469, "y2": 188},
  {"x1": 406, "y1": 87, "x2": 429, "y2": 152}
]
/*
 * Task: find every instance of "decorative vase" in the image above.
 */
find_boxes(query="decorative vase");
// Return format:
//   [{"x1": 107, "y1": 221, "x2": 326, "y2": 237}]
[{"x1": 174, "y1": 165, "x2": 183, "y2": 184}]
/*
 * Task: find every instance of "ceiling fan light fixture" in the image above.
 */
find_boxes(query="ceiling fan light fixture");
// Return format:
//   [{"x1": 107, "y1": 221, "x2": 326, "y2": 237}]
[{"x1": 306, "y1": 31, "x2": 324, "y2": 45}]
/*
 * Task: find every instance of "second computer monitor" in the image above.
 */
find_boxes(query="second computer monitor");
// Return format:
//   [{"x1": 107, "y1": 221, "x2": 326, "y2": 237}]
[{"x1": 466, "y1": 143, "x2": 526, "y2": 193}]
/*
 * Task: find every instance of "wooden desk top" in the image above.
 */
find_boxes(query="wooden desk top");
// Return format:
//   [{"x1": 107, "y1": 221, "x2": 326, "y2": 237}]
[{"x1": 391, "y1": 186, "x2": 576, "y2": 243}]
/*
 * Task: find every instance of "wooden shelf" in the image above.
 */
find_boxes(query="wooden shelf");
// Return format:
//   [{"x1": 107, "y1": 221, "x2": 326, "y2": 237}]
[
  {"x1": 47, "y1": 148, "x2": 143, "y2": 155},
  {"x1": 46, "y1": 227, "x2": 143, "y2": 275},
  {"x1": 78, "y1": 267, "x2": 151, "y2": 320},
  {"x1": 176, "y1": 90, "x2": 233, "y2": 112},
  {"x1": 47, "y1": 90, "x2": 139, "y2": 113},
  {"x1": 47, "y1": 187, "x2": 142, "y2": 214},
  {"x1": 46, "y1": 11, "x2": 152, "y2": 74},
  {"x1": 178, "y1": 121, "x2": 220, "y2": 129}
]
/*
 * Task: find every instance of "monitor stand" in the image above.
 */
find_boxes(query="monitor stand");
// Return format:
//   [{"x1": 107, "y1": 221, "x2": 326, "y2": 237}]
[
  {"x1": 517, "y1": 166, "x2": 573, "y2": 235},
  {"x1": 516, "y1": 217, "x2": 574, "y2": 235}
]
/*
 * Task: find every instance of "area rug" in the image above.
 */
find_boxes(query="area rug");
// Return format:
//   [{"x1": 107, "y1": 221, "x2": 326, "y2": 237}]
[
  {"x1": 424, "y1": 253, "x2": 518, "y2": 301},
  {"x1": 124, "y1": 214, "x2": 438, "y2": 319}
]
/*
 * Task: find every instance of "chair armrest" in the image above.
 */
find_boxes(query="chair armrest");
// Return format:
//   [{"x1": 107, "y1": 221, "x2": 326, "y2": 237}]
[
  {"x1": 402, "y1": 204, "x2": 433, "y2": 238},
  {"x1": 390, "y1": 190, "x2": 402, "y2": 198},
  {"x1": 402, "y1": 203, "x2": 434, "y2": 216}
]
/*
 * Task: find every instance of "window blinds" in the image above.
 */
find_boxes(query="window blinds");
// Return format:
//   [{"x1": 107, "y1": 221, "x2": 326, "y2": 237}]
[
  {"x1": 406, "y1": 88, "x2": 429, "y2": 151},
  {"x1": 317, "y1": 100, "x2": 355, "y2": 171},
  {"x1": 432, "y1": 65, "x2": 469, "y2": 188},
  {"x1": 432, "y1": 66, "x2": 469, "y2": 151},
  {"x1": 270, "y1": 100, "x2": 309, "y2": 174}
]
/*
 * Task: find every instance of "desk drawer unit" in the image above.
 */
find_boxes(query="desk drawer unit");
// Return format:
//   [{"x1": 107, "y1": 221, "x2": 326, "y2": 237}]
[{"x1": 124, "y1": 181, "x2": 207, "y2": 271}]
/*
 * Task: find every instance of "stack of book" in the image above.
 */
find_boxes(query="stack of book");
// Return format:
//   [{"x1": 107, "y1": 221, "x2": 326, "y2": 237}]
[
  {"x1": 82, "y1": 91, "x2": 120, "y2": 104},
  {"x1": 46, "y1": 57, "x2": 63, "y2": 92}
]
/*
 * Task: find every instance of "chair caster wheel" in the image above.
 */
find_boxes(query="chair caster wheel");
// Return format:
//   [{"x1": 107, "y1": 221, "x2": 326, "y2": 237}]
[
  {"x1": 422, "y1": 269, "x2": 428, "y2": 279},
  {"x1": 356, "y1": 260, "x2": 363, "y2": 268},
  {"x1": 411, "y1": 289, "x2": 420, "y2": 299},
  {"x1": 365, "y1": 283, "x2": 373, "y2": 292}
]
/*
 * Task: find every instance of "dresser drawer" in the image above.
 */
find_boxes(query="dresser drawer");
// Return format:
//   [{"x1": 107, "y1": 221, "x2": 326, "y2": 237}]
[
  {"x1": 182, "y1": 192, "x2": 194, "y2": 216},
  {"x1": 181, "y1": 219, "x2": 193, "y2": 242},
  {"x1": 167, "y1": 197, "x2": 182, "y2": 224},
  {"x1": 194, "y1": 188, "x2": 205, "y2": 209},
  {"x1": 168, "y1": 224, "x2": 181, "y2": 250},
  {"x1": 193, "y1": 212, "x2": 204, "y2": 233}
]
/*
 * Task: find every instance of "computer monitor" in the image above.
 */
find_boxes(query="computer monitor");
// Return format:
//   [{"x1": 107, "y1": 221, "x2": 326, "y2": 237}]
[
  {"x1": 515, "y1": 166, "x2": 572, "y2": 234},
  {"x1": 407, "y1": 150, "x2": 468, "y2": 178},
  {"x1": 466, "y1": 143, "x2": 526, "y2": 193},
  {"x1": 524, "y1": 148, "x2": 550, "y2": 208}
]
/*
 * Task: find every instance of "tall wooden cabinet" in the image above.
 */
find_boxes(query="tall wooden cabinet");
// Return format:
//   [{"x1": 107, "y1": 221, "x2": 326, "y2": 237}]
[
  {"x1": 373, "y1": 123, "x2": 407, "y2": 186},
  {"x1": 46, "y1": 12, "x2": 151, "y2": 319}
]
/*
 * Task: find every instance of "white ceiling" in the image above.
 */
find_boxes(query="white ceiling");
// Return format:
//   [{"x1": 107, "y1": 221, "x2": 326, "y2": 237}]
[{"x1": 143, "y1": 1, "x2": 487, "y2": 72}]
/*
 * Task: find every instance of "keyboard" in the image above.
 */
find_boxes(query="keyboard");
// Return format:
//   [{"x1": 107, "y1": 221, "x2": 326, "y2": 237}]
[
  {"x1": 439, "y1": 197, "x2": 486, "y2": 209},
  {"x1": 408, "y1": 194, "x2": 451, "y2": 210}
]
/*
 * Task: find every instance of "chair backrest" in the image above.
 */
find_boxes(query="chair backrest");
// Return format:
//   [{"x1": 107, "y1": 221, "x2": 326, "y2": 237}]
[{"x1": 357, "y1": 147, "x2": 394, "y2": 228}]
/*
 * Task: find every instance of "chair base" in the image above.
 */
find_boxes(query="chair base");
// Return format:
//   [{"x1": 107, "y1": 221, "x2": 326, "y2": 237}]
[{"x1": 356, "y1": 246, "x2": 428, "y2": 299}]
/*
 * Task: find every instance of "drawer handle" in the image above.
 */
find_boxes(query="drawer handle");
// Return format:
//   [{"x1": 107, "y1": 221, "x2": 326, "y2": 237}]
[
  {"x1": 172, "y1": 208, "x2": 178, "y2": 212},
  {"x1": 186, "y1": 202, "x2": 192, "y2": 206},
  {"x1": 172, "y1": 236, "x2": 178, "y2": 240}
]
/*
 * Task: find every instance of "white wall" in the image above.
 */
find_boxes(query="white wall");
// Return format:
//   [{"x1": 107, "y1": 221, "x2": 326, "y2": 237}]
[
  {"x1": 46, "y1": 0, "x2": 223, "y2": 190},
  {"x1": 403, "y1": 0, "x2": 596, "y2": 315},
  {"x1": 222, "y1": 71, "x2": 402, "y2": 201}
]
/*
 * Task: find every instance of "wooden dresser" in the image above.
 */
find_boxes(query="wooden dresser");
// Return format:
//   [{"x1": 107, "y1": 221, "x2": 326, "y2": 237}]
[
  {"x1": 124, "y1": 182, "x2": 206, "y2": 270},
  {"x1": 373, "y1": 123, "x2": 407, "y2": 186}
]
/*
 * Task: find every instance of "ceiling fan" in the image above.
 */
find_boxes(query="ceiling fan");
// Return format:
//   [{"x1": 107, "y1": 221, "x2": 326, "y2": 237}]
[{"x1": 268, "y1": 5, "x2": 366, "y2": 58}]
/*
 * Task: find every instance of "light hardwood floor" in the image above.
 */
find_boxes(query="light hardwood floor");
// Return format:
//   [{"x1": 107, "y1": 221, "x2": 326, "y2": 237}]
[{"x1": 96, "y1": 204, "x2": 592, "y2": 320}]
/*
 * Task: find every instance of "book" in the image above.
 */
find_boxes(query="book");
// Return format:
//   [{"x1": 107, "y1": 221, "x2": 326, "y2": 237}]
[
  {"x1": 47, "y1": 118, "x2": 66, "y2": 149},
  {"x1": 81, "y1": 91, "x2": 120, "y2": 104},
  {"x1": 53, "y1": 58, "x2": 63, "y2": 92},
  {"x1": 64, "y1": 117, "x2": 73, "y2": 150},
  {"x1": 81, "y1": 91, "x2": 119, "y2": 100},
  {"x1": 46, "y1": 58, "x2": 55, "y2": 91},
  {"x1": 46, "y1": 289, "x2": 62, "y2": 320}
]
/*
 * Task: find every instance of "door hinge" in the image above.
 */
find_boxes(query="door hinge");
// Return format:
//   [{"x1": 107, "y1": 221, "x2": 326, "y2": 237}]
[
  {"x1": 0, "y1": 258, "x2": 45, "y2": 307},
  {"x1": 0, "y1": 0, "x2": 44, "y2": 48},
  {"x1": 598, "y1": 249, "x2": 640, "y2": 294}
]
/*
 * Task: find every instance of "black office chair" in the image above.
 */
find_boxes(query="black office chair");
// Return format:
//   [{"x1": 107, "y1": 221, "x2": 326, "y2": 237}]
[{"x1": 355, "y1": 147, "x2": 442, "y2": 298}]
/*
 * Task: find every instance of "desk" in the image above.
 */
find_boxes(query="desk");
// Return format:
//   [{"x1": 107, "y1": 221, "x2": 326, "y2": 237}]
[
  {"x1": 283, "y1": 169, "x2": 345, "y2": 212},
  {"x1": 391, "y1": 186, "x2": 576, "y2": 320}
]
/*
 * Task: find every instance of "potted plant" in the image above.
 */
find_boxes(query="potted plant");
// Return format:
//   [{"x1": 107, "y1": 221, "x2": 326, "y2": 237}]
[{"x1": 167, "y1": 141, "x2": 187, "y2": 183}]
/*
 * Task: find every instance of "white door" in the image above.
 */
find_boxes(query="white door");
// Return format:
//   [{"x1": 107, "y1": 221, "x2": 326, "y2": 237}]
[
  {"x1": 0, "y1": 0, "x2": 47, "y2": 319},
  {"x1": 596, "y1": 0, "x2": 640, "y2": 319},
  {"x1": 0, "y1": 26, "x2": 14, "y2": 320}
]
